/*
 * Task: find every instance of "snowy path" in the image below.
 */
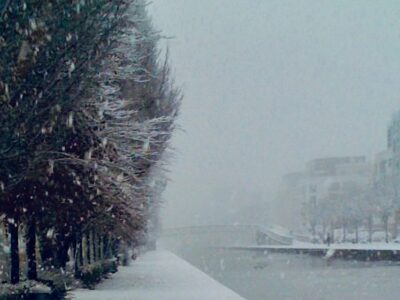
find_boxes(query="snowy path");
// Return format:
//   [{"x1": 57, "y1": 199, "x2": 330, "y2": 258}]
[{"x1": 70, "y1": 250, "x2": 246, "y2": 300}]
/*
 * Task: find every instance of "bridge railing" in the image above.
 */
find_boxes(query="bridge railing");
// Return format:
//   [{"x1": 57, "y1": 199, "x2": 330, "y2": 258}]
[{"x1": 161, "y1": 224, "x2": 294, "y2": 246}]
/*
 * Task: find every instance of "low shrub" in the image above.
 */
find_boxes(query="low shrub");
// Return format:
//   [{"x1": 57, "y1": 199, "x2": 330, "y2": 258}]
[{"x1": 80, "y1": 259, "x2": 118, "y2": 289}]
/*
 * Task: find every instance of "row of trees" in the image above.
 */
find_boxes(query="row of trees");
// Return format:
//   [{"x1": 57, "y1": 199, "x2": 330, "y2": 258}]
[
  {"x1": 306, "y1": 175, "x2": 399, "y2": 243},
  {"x1": 0, "y1": 0, "x2": 179, "y2": 284}
]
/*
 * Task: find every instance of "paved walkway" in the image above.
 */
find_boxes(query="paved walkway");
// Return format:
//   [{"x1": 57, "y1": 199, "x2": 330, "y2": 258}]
[{"x1": 70, "y1": 250, "x2": 245, "y2": 300}]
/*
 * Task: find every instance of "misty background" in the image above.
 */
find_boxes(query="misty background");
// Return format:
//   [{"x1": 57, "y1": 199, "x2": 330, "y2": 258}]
[{"x1": 149, "y1": 0, "x2": 400, "y2": 228}]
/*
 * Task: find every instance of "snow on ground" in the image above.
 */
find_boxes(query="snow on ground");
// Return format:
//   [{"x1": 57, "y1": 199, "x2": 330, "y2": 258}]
[{"x1": 70, "y1": 250, "x2": 246, "y2": 300}]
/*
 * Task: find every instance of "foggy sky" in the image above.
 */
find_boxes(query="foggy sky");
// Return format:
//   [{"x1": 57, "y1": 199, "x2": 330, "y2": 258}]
[{"x1": 149, "y1": 0, "x2": 400, "y2": 227}]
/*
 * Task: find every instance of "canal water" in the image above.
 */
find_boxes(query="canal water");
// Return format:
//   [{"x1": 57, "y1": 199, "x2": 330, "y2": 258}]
[{"x1": 176, "y1": 247, "x2": 400, "y2": 300}]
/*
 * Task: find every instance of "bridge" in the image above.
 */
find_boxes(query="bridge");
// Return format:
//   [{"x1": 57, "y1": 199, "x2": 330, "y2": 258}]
[{"x1": 159, "y1": 224, "x2": 294, "y2": 252}]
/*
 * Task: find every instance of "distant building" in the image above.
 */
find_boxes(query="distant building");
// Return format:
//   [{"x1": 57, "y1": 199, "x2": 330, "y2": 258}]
[
  {"x1": 374, "y1": 111, "x2": 400, "y2": 237},
  {"x1": 274, "y1": 156, "x2": 372, "y2": 237},
  {"x1": 274, "y1": 110, "x2": 400, "y2": 240},
  {"x1": 306, "y1": 156, "x2": 368, "y2": 177},
  {"x1": 373, "y1": 150, "x2": 393, "y2": 186},
  {"x1": 303, "y1": 156, "x2": 372, "y2": 236},
  {"x1": 305, "y1": 156, "x2": 371, "y2": 205},
  {"x1": 388, "y1": 110, "x2": 400, "y2": 157},
  {"x1": 387, "y1": 111, "x2": 400, "y2": 207}
]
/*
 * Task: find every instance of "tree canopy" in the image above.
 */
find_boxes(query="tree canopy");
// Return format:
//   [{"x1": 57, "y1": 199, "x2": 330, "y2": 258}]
[{"x1": 0, "y1": 0, "x2": 179, "y2": 284}]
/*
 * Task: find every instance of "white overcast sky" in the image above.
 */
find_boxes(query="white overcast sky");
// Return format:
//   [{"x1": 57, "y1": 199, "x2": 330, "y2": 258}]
[{"x1": 149, "y1": 0, "x2": 400, "y2": 227}]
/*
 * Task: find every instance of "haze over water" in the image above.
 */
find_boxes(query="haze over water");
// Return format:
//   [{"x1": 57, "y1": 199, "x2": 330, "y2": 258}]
[{"x1": 150, "y1": 1, "x2": 400, "y2": 228}]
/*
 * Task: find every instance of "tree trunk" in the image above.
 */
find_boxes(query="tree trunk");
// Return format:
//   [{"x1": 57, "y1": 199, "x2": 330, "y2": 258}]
[
  {"x1": 395, "y1": 211, "x2": 399, "y2": 239},
  {"x1": 103, "y1": 234, "x2": 109, "y2": 259},
  {"x1": 74, "y1": 233, "x2": 83, "y2": 278},
  {"x1": 355, "y1": 225, "x2": 359, "y2": 243},
  {"x1": 384, "y1": 217, "x2": 389, "y2": 243},
  {"x1": 53, "y1": 231, "x2": 71, "y2": 270},
  {"x1": 9, "y1": 220, "x2": 20, "y2": 284},
  {"x1": 92, "y1": 230, "x2": 97, "y2": 262},
  {"x1": 72, "y1": 236, "x2": 77, "y2": 262},
  {"x1": 38, "y1": 232, "x2": 54, "y2": 267},
  {"x1": 311, "y1": 222, "x2": 316, "y2": 238},
  {"x1": 86, "y1": 233, "x2": 91, "y2": 264},
  {"x1": 368, "y1": 215, "x2": 373, "y2": 243},
  {"x1": 111, "y1": 237, "x2": 120, "y2": 258},
  {"x1": 98, "y1": 234, "x2": 102, "y2": 261},
  {"x1": 79, "y1": 235, "x2": 83, "y2": 266},
  {"x1": 329, "y1": 223, "x2": 335, "y2": 243},
  {"x1": 26, "y1": 218, "x2": 37, "y2": 280},
  {"x1": 342, "y1": 223, "x2": 347, "y2": 242}
]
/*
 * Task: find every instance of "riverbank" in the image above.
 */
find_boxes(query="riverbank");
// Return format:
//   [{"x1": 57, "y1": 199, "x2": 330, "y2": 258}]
[{"x1": 227, "y1": 241, "x2": 400, "y2": 261}]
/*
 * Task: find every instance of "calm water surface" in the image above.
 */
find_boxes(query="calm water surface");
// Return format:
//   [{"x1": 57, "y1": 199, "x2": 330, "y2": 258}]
[{"x1": 176, "y1": 247, "x2": 400, "y2": 300}]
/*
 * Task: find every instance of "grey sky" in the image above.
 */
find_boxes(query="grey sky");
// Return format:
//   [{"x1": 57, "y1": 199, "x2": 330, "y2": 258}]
[{"x1": 149, "y1": 0, "x2": 400, "y2": 227}]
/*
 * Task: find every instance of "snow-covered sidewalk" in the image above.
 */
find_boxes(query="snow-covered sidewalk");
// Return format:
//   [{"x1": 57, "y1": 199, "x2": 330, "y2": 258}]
[{"x1": 70, "y1": 250, "x2": 246, "y2": 300}]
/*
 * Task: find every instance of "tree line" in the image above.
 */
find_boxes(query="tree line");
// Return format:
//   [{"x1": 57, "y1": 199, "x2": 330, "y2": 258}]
[
  {"x1": 0, "y1": 0, "x2": 179, "y2": 285},
  {"x1": 305, "y1": 175, "x2": 399, "y2": 243}
]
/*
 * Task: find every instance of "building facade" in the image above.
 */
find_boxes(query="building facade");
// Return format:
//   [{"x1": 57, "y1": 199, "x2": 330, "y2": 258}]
[
  {"x1": 304, "y1": 156, "x2": 372, "y2": 236},
  {"x1": 275, "y1": 156, "x2": 372, "y2": 239},
  {"x1": 387, "y1": 111, "x2": 400, "y2": 208},
  {"x1": 273, "y1": 110, "x2": 400, "y2": 241}
]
